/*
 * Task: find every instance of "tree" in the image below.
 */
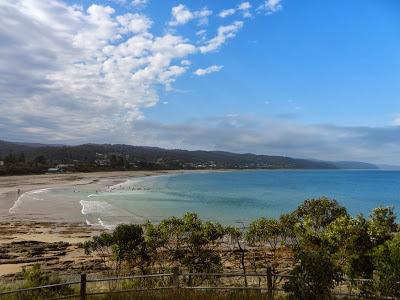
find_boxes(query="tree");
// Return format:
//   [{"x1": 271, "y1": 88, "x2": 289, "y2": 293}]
[
  {"x1": 293, "y1": 197, "x2": 348, "y2": 232},
  {"x1": 246, "y1": 217, "x2": 283, "y2": 266},
  {"x1": 324, "y1": 215, "x2": 374, "y2": 278},
  {"x1": 368, "y1": 206, "x2": 397, "y2": 245},
  {"x1": 283, "y1": 250, "x2": 341, "y2": 300},
  {"x1": 34, "y1": 155, "x2": 47, "y2": 165},
  {"x1": 144, "y1": 213, "x2": 226, "y2": 285},
  {"x1": 18, "y1": 153, "x2": 25, "y2": 163},
  {"x1": 4, "y1": 153, "x2": 17, "y2": 164},
  {"x1": 225, "y1": 225, "x2": 248, "y2": 287},
  {"x1": 84, "y1": 224, "x2": 149, "y2": 276},
  {"x1": 373, "y1": 235, "x2": 400, "y2": 298}
]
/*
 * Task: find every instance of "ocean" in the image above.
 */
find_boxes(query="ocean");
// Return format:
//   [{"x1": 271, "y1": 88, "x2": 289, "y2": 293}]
[{"x1": 11, "y1": 170, "x2": 400, "y2": 227}]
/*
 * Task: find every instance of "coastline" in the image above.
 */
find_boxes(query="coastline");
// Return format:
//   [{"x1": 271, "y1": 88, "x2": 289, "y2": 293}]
[
  {"x1": 0, "y1": 170, "x2": 195, "y2": 220},
  {"x1": 0, "y1": 170, "x2": 200, "y2": 278}
]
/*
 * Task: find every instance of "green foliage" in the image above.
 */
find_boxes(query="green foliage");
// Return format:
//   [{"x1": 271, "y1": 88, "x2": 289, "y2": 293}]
[
  {"x1": 79, "y1": 199, "x2": 400, "y2": 298},
  {"x1": 20, "y1": 264, "x2": 74, "y2": 299},
  {"x1": 246, "y1": 217, "x2": 283, "y2": 263},
  {"x1": 22, "y1": 264, "x2": 50, "y2": 287},
  {"x1": 84, "y1": 224, "x2": 149, "y2": 274},
  {"x1": 324, "y1": 215, "x2": 374, "y2": 278},
  {"x1": 145, "y1": 213, "x2": 226, "y2": 276},
  {"x1": 373, "y1": 235, "x2": 400, "y2": 297},
  {"x1": 368, "y1": 206, "x2": 397, "y2": 245},
  {"x1": 0, "y1": 139, "x2": 338, "y2": 176},
  {"x1": 283, "y1": 250, "x2": 341, "y2": 300},
  {"x1": 293, "y1": 197, "x2": 348, "y2": 232}
]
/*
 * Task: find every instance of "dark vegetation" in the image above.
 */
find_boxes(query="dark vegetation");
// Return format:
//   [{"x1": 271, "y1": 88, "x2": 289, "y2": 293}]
[
  {"x1": 79, "y1": 198, "x2": 398, "y2": 299},
  {"x1": 0, "y1": 140, "x2": 376, "y2": 176},
  {"x1": 1, "y1": 198, "x2": 399, "y2": 299}
]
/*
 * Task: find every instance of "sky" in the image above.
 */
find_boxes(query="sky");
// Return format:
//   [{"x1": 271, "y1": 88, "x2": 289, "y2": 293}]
[{"x1": 1, "y1": 0, "x2": 400, "y2": 164}]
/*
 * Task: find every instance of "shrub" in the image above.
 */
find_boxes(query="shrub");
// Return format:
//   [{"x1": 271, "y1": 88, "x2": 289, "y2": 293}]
[{"x1": 283, "y1": 250, "x2": 341, "y2": 300}]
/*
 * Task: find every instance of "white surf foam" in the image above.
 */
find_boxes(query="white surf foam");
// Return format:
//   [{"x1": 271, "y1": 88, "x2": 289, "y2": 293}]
[
  {"x1": 9, "y1": 188, "x2": 51, "y2": 214},
  {"x1": 80, "y1": 200, "x2": 115, "y2": 215},
  {"x1": 97, "y1": 218, "x2": 117, "y2": 230},
  {"x1": 80, "y1": 200, "x2": 121, "y2": 229}
]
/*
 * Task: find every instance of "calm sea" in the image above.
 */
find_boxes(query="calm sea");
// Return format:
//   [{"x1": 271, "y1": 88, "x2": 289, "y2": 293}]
[{"x1": 77, "y1": 170, "x2": 400, "y2": 227}]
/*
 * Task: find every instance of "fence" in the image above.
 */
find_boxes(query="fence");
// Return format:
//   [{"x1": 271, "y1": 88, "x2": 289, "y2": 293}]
[{"x1": 0, "y1": 267, "x2": 395, "y2": 300}]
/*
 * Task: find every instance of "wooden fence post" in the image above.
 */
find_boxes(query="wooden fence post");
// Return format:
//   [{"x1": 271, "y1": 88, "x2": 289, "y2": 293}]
[
  {"x1": 266, "y1": 265, "x2": 273, "y2": 300},
  {"x1": 80, "y1": 273, "x2": 87, "y2": 300},
  {"x1": 173, "y1": 267, "x2": 180, "y2": 291}
]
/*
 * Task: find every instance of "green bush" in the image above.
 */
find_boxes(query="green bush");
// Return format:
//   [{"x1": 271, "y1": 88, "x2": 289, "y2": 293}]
[
  {"x1": 283, "y1": 250, "x2": 341, "y2": 300},
  {"x1": 373, "y1": 235, "x2": 400, "y2": 298}
]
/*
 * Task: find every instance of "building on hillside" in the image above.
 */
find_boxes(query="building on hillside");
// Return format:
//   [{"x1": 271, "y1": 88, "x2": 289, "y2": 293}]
[
  {"x1": 47, "y1": 167, "x2": 63, "y2": 173},
  {"x1": 0, "y1": 161, "x2": 4, "y2": 167},
  {"x1": 56, "y1": 164, "x2": 74, "y2": 170}
]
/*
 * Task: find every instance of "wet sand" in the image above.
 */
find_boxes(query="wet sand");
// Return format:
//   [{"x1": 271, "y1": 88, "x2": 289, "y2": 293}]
[
  {"x1": 0, "y1": 170, "x2": 192, "y2": 220},
  {"x1": 0, "y1": 170, "x2": 192, "y2": 277}
]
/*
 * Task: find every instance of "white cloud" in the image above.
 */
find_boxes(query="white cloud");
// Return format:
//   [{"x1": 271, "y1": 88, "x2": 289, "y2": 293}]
[
  {"x1": 218, "y1": 2, "x2": 252, "y2": 19},
  {"x1": 121, "y1": 117, "x2": 400, "y2": 165},
  {"x1": 194, "y1": 65, "x2": 223, "y2": 76},
  {"x1": 0, "y1": 0, "x2": 277, "y2": 143},
  {"x1": 238, "y1": 2, "x2": 252, "y2": 18},
  {"x1": 116, "y1": 13, "x2": 152, "y2": 33},
  {"x1": 181, "y1": 59, "x2": 192, "y2": 66},
  {"x1": 199, "y1": 21, "x2": 243, "y2": 53},
  {"x1": 169, "y1": 4, "x2": 212, "y2": 26},
  {"x1": 218, "y1": 8, "x2": 235, "y2": 18},
  {"x1": 196, "y1": 29, "x2": 206, "y2": 36},
  {"x1": 196, "y1": 29, "x2": 207, "y2": 42},
  {"x1": 258, "y1": 0, "x2": 283, "y2": 14},
  {"x1": 131, "y1": 0, "x2": 148, "y2": 7},
  {"x1": 392, "y1": 116, "x2": 400, "y2": 126},
  {"x1": 238, "y1": 2, "x2": 251, "y2": 10},
  {"x1": 0, "y1": 0, "x2": 199, "y2": 138}
]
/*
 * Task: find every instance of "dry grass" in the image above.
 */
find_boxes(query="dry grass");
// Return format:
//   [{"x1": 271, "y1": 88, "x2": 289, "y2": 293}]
[{"x1": 87, "y1": 289, "x2": 286, "y2": 300}]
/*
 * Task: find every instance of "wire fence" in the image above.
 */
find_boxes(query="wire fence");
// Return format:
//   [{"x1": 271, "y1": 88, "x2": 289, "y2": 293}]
[{"x1": 0, "y1": 268, "x2": 398, "y2": 300}]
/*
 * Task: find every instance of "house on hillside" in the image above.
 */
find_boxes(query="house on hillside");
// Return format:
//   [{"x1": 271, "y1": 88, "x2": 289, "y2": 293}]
[{"x1": 47, "y1": 167, "x2": 63, "y2": 173}]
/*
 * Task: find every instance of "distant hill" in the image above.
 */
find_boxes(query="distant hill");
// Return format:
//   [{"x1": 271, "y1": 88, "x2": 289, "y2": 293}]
[
  {"x1": 0, "y1": 140, "x2": 336, "y2": 170},
  {"x1": 331, "y1": 161, "x2": 379, "y2": 170},
  {"x1": 378, "y1": 164, "x2": 400, "y2": 170}
]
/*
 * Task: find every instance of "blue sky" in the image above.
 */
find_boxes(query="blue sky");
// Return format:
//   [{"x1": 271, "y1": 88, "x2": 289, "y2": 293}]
[
  {"x1": 145, "y1": 0, "x2": 400, "y2": 127},
  {"x1": 1, "y1": 0, "x2": 400, "y2": 164}
]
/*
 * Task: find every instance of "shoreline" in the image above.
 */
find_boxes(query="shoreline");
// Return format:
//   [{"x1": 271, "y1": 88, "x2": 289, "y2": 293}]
[
  {"x1": 0, "y1": 170, "x2": 202, "y2": 277},
  {"x1": 0, "y1": 170, "x2": 198, "y2": 222}
]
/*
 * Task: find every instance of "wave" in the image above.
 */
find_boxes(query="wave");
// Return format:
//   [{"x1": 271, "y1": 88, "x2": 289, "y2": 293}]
[
  {"x1": 80, "y1": 200, "x2": 115, "y2": 215},
  {"x1": 80, "y1": 200, "x2": 122, "y2": 230},
  {"x1": 84, "y1": 216, "x2": 116, "y2": 230},
  {"x1": 9, "y1": 188, "x2": 51, "y2": 214}
]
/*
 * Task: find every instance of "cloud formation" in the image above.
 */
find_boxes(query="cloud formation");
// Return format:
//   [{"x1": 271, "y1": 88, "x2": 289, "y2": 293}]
[
  {"x1": 199, "y1": 21, "x2": 244, "y2": 53},
  {"x1": 219, "y1": 8, "x2": 236, "y2": 18},
  {"x1": 218, "y1": 2, "x2": 252, "y2": 19},
  {"x1": 131, "y1": 0, "x2": 148, "y2": 7},
  {"x1": 392, "y1": 116, "x2": 400, "y2": 126},
  {"x1": 0, "y1": 0, "x2": 256, "y2": 142},
  {"x1": 169, "y1": 4, "x2": 212, "y2": 26},
  {"x1": 194, "y1": 65, "x2": 223, "y2": 76},
  {"x1": 13, "y1": 1, "x2": 394, "y2": 165},
  {"x1": 258, "y1": 0, "x2": 283, "y2": 14},
  {"x1": 126, "y1": 117, "x2": 400, "y2": 165}
]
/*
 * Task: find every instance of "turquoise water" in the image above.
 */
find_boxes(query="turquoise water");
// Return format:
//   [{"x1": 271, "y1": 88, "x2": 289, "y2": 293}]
[{"x1": 77, "y1": 170, "x2": 400, "y2": 226}]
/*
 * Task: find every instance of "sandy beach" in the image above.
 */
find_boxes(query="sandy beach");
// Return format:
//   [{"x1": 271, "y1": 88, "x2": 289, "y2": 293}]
[
  {"x1": 0, "y1": 170, "x2": 192, "y2": 220},
  {"x1": 0, "y1": 170, "x2": 191, "y2": 278}
]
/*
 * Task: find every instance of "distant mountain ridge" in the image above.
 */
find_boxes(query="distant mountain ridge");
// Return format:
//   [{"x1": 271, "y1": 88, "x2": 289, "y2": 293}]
[
  {"x1": 0, "y1": 140, "x2": 379, "y2": 171},
  {"x1": 330, "y1": 161, "x2": 379, "y2": 170}
]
